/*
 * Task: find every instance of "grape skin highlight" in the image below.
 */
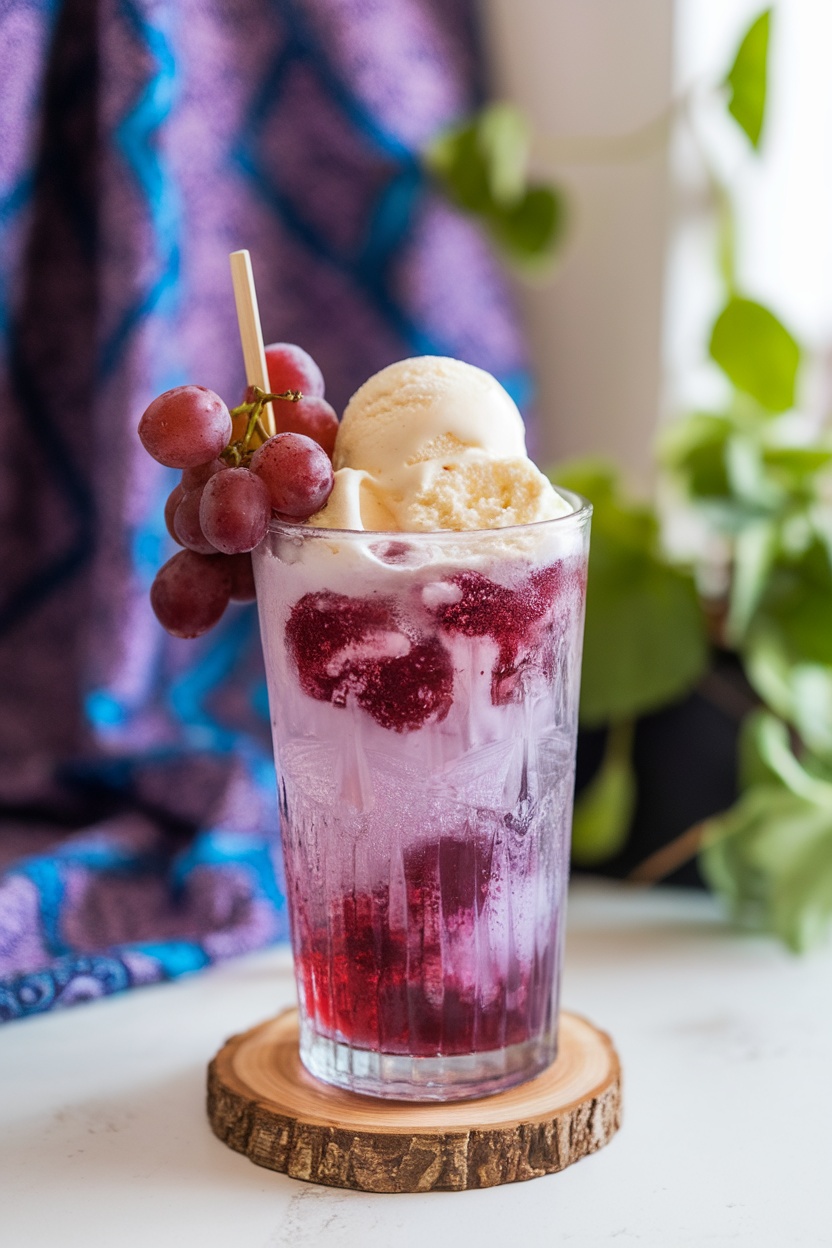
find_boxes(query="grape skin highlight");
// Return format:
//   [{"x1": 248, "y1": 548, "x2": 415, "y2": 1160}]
[
  {"x1": 173, "y1": 487, "x2": 218, "y2": 554},
  {"x1": 164, "y1": 484, "x2": 185, "y2": 544},
  {"x1": 200, "y1": 467, "x2": 271, "y2": 554},
  {"x1": 139, "y1": 386, "x2": 232, "y2": 469},
  {"x1": 250, "y1": 432, "x2": 334, "y2": 519},
  {"x1": 273, "y1": 395, "x2": 339, "y2": 458},
  {"x1": 265, "y1": 342, "x2": 325, "y2": 400}
]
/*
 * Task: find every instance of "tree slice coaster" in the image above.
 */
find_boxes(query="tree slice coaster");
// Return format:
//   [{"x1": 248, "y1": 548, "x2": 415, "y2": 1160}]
[{"x1": 207, "y1": 1008, "x2": 621, "y2": 1193}]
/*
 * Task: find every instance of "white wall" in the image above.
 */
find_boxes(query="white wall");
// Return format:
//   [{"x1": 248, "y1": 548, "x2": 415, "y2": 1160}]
[{"x1": 482, "y1": 0, "x2": 674, "y2": 485}]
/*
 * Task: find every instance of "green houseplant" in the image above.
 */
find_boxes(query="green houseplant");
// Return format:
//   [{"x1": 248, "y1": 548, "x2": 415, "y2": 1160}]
[
  {"x1": 563, "y1": 10, "x2": 832, "y2": 951},
  {"x1": 425, "y1": 10, "x2": 832, "y2": 951}
]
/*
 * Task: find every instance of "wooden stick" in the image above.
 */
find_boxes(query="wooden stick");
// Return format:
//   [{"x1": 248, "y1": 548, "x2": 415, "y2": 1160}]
[{"x1": 229, "y1": 249, "x2": 274, "y2": 436}]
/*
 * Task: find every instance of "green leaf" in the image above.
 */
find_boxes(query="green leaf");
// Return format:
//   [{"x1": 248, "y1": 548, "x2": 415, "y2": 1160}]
[
  {"x1": 701, "y1": 784, "x2": 832, "y2": 951},
  {"x1": 658, "y1": 412, "x2": 733, "y2": 499},
  {"x1": 571, "y1": 721, "x2": 637, "y2": 865},
  {"x1": 745, "y1": 627, "x2": 832, "y2": 760},
  {"x1": 702, "y1": 787, "x2": 809, "y2": 910},
  {"x1": 709, "y1": 297, "x2": 801, "y2": 413},
  {"x1": 581, "y1": 559, "x2": 707, "y2": 726},
  {"x1": 423, "y1": 104, "x2": 567, "y2": 274},
  {"x1": 757, "y1": 536, "x2": 832, "y2": 666},
  {"x1": 552, "y1": 459, "x2": 709, "y2": 726},
  {"x1": 790, "y1": 667, "x2": 832, "y2": 761},
  {"x1": 477, "y1": 103, "x2": 530, "y2": 207},
  {"x1": 811, "y1": 508, "x2": 832, "y2": 570},
  {"x1": 725, "y1": 435, "x2": 784, "y2": 510},
  {"x1": 551, "y1": 459, "x2": 619, "y2": 508},
  {"x1": 761, "y1": 445, "x2": 832, "y2": 476},
  {"x1": 555, "y1": 458, "x2": 657, "y2": 548},
  {"x1": 724, "y1": 9, "x2": 771, "y2": 149},
  {"x1": 424, "y1": 118, "x2": 491, "y2": 214},
  {"x1": 702, "y1": 713, "x2": 832, "y2": 951},
  {"x1": 488, "y1": 186, "x2": 566, "y2": 273},
  {"x1": 773, "y1": 830, "x2": 832, "y2": 951},
  {"x1": 739, "y1": 710, "x2": 832, "y2": 805},
  {"x1": 760, "y1": 444, "x2": 832, "y2": 500},
  {"x1": 726, "y1": 517, "x2": 780, "y2": 642}
]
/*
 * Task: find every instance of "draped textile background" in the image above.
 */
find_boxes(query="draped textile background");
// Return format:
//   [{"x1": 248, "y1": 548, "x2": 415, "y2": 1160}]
[{"x1": 0, "y1": 0, "x2": 531, "y2": 1020}]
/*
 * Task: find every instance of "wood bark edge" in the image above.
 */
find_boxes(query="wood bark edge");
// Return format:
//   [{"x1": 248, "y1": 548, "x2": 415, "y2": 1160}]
[{"x1": 207, "y1": 1026, "x2": 622, "y2": 1193}]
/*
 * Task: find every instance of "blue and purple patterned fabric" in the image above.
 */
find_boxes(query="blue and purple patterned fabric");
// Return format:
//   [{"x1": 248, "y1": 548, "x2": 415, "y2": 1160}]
[{"x1": 0, "y1": 0, "x2": 531, "y2": 1021}]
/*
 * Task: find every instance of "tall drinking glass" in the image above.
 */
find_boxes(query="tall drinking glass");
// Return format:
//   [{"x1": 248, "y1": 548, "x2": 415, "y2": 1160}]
[{"x1": 253, "y1": 493, "x2": 591, "y2": 1100}]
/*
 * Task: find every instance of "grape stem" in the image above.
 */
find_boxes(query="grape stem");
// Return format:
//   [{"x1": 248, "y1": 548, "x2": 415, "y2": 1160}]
[{"x1": 223, "y1": 387, "x2": 301, "y2": 466}]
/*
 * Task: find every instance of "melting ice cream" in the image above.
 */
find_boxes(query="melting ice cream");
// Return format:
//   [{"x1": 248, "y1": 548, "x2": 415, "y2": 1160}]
[{"x1": 309, "y1": 356, "x2": 572, "y2": 532}]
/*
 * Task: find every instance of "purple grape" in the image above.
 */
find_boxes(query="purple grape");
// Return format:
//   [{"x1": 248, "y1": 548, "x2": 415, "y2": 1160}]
[
  {"x1": 173, "y1": 487, "x2": 218, "y2": 554},
  {"x1": 150, "y1": 551, "x2": 231, "y2": 638},
  {"x1": 250, "y1": 432, "x2": 334, "y2": 519},
  {"x1": 138, "y1": 386, "x2": 232, "y2": 469},
  {"x1": 273, "y1": 395, "x2": 339, "y2": 458},
  {"x1": 265, "y1": 342, "x2": 325, "y2": 399},
  {"x1": 181, "y1": 457, "x2": 225, "y2": 491},
  {"x1": 199, "y1": 467, "x2": 271, "y2": 554},
  {"x1": 164, "y1": 484, "x2": 185, "y2": 544}
]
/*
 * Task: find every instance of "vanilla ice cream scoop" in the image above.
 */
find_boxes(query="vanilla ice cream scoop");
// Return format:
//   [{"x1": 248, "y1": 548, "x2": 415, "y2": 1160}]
[{"x1": 309, "y1": 356, "x2": 572, "y2": 532}]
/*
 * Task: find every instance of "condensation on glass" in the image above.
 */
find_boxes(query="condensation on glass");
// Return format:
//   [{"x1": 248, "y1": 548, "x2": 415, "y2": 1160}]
[{"x1": 253, "y1": 494, "x2": 591, "y2": 1100}]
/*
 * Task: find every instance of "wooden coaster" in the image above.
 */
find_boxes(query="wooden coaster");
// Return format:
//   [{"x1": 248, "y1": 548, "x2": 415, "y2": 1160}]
[{"x1": 207, "y1": 1008, "x2": 621, "y2": 1193}]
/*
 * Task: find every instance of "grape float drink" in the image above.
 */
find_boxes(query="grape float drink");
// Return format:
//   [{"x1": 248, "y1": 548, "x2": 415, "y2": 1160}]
[
  {"x1": 136, "y1": 343, "x2": 589, "y2": 1098},
  {"x1": 254, "y1": 359, "x2": 591, "y2": 1100}
]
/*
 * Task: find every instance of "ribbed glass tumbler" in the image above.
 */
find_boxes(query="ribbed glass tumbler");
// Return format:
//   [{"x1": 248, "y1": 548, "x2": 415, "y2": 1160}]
[{"x1": 253, "y1": 494, "x2": 591, "y2": 1101}]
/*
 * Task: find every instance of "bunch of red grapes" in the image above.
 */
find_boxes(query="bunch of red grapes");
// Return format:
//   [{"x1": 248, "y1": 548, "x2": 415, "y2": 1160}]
[{"x1": 138, "y1": 343, "x2": 337, "y2": 640}]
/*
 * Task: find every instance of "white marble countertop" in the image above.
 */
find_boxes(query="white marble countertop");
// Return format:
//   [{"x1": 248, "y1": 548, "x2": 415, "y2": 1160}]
[{"x1": 3, "y1": 880, "x2": 830, "y2": 1247}]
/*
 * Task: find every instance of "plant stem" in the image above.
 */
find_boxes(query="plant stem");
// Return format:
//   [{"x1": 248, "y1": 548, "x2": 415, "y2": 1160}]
[
  {"x1": 627, "y1": 822, "x2": 707, "y2": 885},
  {"x1": 242, "y1": 405, "x2": 264, "y2": 450},
  {"x1": 224, "y1": 388, "x2": 302, "y2": 463}
]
